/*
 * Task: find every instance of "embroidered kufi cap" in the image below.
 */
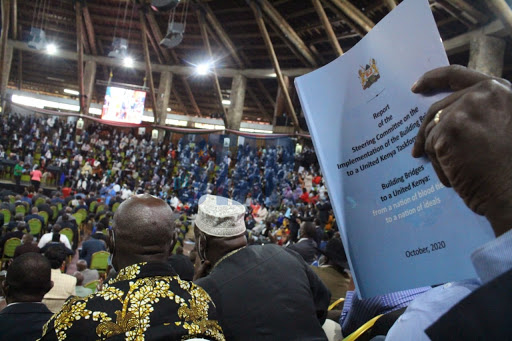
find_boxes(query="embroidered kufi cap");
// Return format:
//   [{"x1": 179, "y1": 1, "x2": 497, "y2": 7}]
[{"x1": 195, "y1": 194, "x2": 246, "y2": 237}]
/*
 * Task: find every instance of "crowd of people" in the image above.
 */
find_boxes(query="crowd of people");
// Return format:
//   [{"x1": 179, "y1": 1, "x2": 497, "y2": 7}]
[{"x1": 0, "y1": 64, "x2": 510, "y2": 340}]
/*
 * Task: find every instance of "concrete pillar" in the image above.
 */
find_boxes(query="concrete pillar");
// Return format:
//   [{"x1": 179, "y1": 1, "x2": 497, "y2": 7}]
[
  {"x1": 468, "y1": 34, "x2": 505, "y2": 77},
  {"x1": 83, "y1": 60, "x2": 97, "y2": 115},
  {"x1": 227, "y1": 74, "x2": 247, "y2": 131},
  {"x1": 156, "y1": 71, "x2": 173, "y2": 125},
  {"x1": 0, "y1": 45, "x2": 13, "y2": 102},
  {"x1": 272, "y1": 75, "x2": 289, "y2": 127}
]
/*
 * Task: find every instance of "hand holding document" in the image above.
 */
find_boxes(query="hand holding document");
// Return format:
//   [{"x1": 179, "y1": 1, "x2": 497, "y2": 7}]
[{"x1": 295, "y1": 0, "x2": 494, "y2": 298}]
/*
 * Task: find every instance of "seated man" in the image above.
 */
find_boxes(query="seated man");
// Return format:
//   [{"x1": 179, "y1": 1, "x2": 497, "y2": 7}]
[
  {"x1": 385, "y1": 66, "x2": 512, "y2": 339},
  {"x1": 79, "y1": 232, "x2": 107, "y2": 266},
  {"x1": 38, "y1": 224, "x2": 72, "y2": 251},
  {"x1": 194, "y1": 194, "x2": 330, "y2": 340},
  {"x1": 0, "y1": 253, "x2": 54, "y2": 339},
  {"x1": 41, "y1": 194, "x2": 224, "y2": 340},
  {"x1": 24, "y1": 206, "x2": 45, "y2": 228},
  {"x1": 287, "y1": 221, "x2": 319, "y2": 264},
  {"x1": 14, "y1": 233, "x2": 40, "y2": 258},
  {"x1": 73, "y1": 272, "x2": 93, "y2": 297},
  {"x1": 76, "y1": 259, "x2": 99, "y2": 285},
  {"x1": 42, "y1": 246, "x2": 77, "y2": 313}
]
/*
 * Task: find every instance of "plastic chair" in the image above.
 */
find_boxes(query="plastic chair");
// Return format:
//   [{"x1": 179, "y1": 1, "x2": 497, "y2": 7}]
[
  {"x1": 83, "y1": 280, "x2": 99, "y2": 292},
  {"x1": 0, "y1": 208, "x2": 11, "y2": 226},
  {"x1": 38, "y1": 211, "x2": 49, "y2": 226},
  {"x1": 96, "y1": 204, "x2": 106, "y2": 214},
  {"x1": 60, "y1": 228, "x2": 74, "y2": 248},
  {"x1": 90, "y1": 251, "x2": 109, "y2": 274},
  {"x1": 89, "y1": 201, "x2": 98, "y2": 213},
  {"x1": 35, "y1": 197, "x2": 45, "y2": 207},
  {"x1": 72, "y1": 213, "x2": 83, "y2": 226},
  {"x1": 50, "y1": 205, "x2": 58, "y2": 221},
  {"x1": 27, "y1": 218, "x2": 42, "y2": 238},
  {"x1": 15, "y1": 205, "x2": 25, "y2": 216},
  {"x1": 112, "y1": 202, "x2": 120, "y2": 213},
  {"x1": 1, "y1": 238, "x2": 21, "y2": 268},
  {"x1": 328, "y1": 298, "x2": 345, "y2": 311},
  {"x1": 76, "y1": 208, "x2": 87, "y2": 221},
  {"x1": 343, "y1": 314, "x2": 383, "y2": 341}
]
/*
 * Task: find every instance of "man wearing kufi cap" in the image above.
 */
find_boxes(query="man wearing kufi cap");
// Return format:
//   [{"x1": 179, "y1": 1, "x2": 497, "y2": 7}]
[{"x1": 194, "y1": 194, "x2": 331, "y2": 340}]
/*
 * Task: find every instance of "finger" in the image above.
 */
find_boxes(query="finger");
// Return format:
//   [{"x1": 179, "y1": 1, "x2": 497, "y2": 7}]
[
  {"x1": 424, "y1": 120, "x2": 451, "y2": 187},
  {"x1": 412, "y1": 65, "x2": 492, "y2": 93},
  {"x1": 413, "y1": 86, "x2": 473, "y2": 157}
]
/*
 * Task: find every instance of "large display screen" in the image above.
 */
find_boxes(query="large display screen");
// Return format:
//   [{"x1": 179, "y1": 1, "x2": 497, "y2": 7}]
[{"x1": 101, "y1": 87, "x2": 146, "y2": 124}]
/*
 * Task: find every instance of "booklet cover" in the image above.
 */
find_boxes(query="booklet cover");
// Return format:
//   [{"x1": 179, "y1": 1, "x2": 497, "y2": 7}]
[{"x1": 295, "y1": 0, "x2": 494, "y2": 298}]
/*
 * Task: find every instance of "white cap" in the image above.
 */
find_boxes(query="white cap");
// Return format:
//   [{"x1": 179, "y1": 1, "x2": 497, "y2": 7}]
[{"x1": 195, "y1": 194, "x2": 246, "y2": 237}]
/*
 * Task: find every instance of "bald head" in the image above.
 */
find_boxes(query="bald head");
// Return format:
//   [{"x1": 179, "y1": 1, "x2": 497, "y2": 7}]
[
  {"x1": 77, "y1": 259, "x2": 88, "y2": 271},
  {"x1": 112, "y1": 194, "x2": 176, "y2": 270}
]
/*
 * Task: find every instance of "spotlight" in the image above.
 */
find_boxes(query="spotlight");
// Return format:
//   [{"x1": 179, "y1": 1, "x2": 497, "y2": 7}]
[
  {"x1": 196, "y1": 63, "x2": 211, "y2": 76},
  {"x1": 46, "y1": 43, "x2": 57, "y2": 55},
  {"x1": 222, "y1": 99, "x2": 231, "y2": 106},
  {"x1": 123, "y1": 57, "x2": 134, "y2": 67}
]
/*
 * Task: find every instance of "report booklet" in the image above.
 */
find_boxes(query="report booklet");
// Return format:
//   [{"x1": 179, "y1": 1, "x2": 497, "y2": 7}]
[{"x1": 295, "y1": 0, "x2": 494, "y2": 298}]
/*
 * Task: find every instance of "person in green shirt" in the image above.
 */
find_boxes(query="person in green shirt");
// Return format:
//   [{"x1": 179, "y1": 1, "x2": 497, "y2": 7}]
[{"x1": 13, "y1": 161, "x2": 24, "y2": 193}]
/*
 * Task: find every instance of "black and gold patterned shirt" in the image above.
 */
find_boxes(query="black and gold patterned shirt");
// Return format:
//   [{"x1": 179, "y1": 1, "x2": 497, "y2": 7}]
[{"x1": 40, "y1": 262, "x2": 225, "y2": 341}]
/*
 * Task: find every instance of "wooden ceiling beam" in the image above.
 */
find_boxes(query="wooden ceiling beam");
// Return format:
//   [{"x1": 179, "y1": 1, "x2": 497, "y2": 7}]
[
  {"x1": 312, "y1": 0, "x2": 343, "y2": 56},
  {"x1": 383, "y1": 0, "x2": 397, "y2": 11},
  {"x1": 264, "y1": 17, "x2": 310, "y2": 66},
  {"x1": 249, "y1": 0, "x2": 300, "y2": 130},
  {"x1": 75, "y1": 1, "x2": 85, "y2": 114},
  {"x1": 82, "y1": 5, "x2": 98, "y2": 56},
  {"x1": 258, "y1": 0, "x2": 317, "y2": 67},
  {"x1": 327, "y1": 0, "x2": 375, "y2": 33},
  {"x1": 7, "y1": 39, "x2": 313, "y2": 78},
  {"x1": 197, "y1": 9, "x2": 227, "y2": 119},
  {"x1": 138, "y1": 8, "x2": 159, "y2": 119},
  {"x1": 323, "y1": 1, "x2": 365, "y2": 37},
  {"x1": 446, "y1": 0, "x2": 489, "y2": 23},
  {"x1": 486, "y1": 0, "x2": 512, "y2": 37}
]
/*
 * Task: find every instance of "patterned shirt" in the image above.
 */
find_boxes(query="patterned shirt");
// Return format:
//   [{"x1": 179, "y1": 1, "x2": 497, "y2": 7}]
[{"x1": 40, "y1": 262, "x2": 225, "y2": 341}]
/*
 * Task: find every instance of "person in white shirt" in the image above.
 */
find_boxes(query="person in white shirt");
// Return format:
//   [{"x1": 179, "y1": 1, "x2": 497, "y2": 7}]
[{"x1": 38, "y1": 224, "x2": 72, "y2": 251}]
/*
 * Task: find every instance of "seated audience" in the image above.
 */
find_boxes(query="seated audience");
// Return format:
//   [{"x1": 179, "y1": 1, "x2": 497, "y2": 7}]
[
  {"x1": 73, "y1": 272, "x2": 93, "y2": 297},
  {"x1": 0, "y1": 253, "x2": 54, "y2": 340},
  {"x1": 24, "y1": 206, "x2": 45, "y2": 228},
  {"x1": 38, "y1": 224, "x2": 72, "y2": 251},
  {"x1": 79, "y1": 232, "x2": 107, "y2": 267},
  {"x1": 42, "y1": 246, "x2": 76, "y2": 313},
  {"x1": 14, "y1": 233, "x2": 40, "y2": 258},
  {"x1": 76, "y1": 259, "x2": 99, "y2": 286},
  {"x1": 194, "y1": 194, "x2": 330, "y2": 340},
  {"x1": 287, "y1": 221, "x2": 319, "y2": 264},
  {"x1": 0, "y1": 222, "x2": 27, "y2": 254},
  {"x1": 40, "y1": 194, "x2": 224, "y2": 340}
]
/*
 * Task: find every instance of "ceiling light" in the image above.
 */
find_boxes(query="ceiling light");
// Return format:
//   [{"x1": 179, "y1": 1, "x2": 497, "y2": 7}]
[
  {"x1": 167, "y1": 107, "x2": 172, "y2": 112},
  {"x1": 64, "y1": 89, "x2": 79, "y2": 96},
  {"x1": 196, "y1": 63, "x2": 211, "y2": 75},
  {"x1": 46, "y1": 43, "x2": 57, "y2": 55},
  {"x1": 123, "y1": 57, "x2": 134, "y2": 67},
  {"x1": 222, "y1": 99, "x2": 231, "y2": 106}
]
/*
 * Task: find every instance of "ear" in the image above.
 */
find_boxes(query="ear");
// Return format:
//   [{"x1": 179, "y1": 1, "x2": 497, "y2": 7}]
[{"x1": 1, "y1": 280, "x2": 8, "y2": 298}]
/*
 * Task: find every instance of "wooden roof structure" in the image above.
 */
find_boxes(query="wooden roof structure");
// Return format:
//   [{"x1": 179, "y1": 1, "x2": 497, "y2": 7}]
[{"x1": 0, "y1": 0, "x2": 511, "y2": 127}]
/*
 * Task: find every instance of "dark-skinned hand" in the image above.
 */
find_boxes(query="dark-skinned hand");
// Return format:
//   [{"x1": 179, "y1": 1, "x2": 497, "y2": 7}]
[{"x1": 411, "y1": 65, "x2": 512, "y2": 236}]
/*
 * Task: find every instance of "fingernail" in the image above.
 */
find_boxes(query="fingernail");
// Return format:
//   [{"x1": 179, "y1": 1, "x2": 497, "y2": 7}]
[{"x1": 411, "y1": 81, "x2": 419, "y2": 92}]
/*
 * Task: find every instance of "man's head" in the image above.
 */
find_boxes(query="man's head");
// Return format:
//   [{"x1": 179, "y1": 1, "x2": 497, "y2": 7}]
[
  {"x1": 194, "y1": 195, "x2": 247, "y2": 265},
  {"x1": 73, "y1": 272, "x2": 84, "y2": 286},
  {"x1": 76, "y1": 259, "x2": 88, "y2": 271},
  {"x1": 299, "y1": 222, "x2": 316, "y2": 239},
  {"x1": 110, "y1": 194, "x2": 176, "y2": 271},
  {"x1": 21, "y1": 233, "x2": 34, "y2": 245},
  {"x1": 17, "y1": 222, "x2": 27, "y2": 232},
  {"x1": 44, "y1": 245, "x2": 67, "y2": 270},
  {"x1": 52, "y1": 224, "x2": 62, "y2": 233},
  {"x1": 2, "y1": 252, "x2": 53, "y2": 304},
  {"x1": 31, "y1": 207, "x2": 38, "y2": 214}
]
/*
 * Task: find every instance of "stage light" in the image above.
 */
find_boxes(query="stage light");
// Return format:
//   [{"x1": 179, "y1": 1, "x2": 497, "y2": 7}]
[
  {"x1": 46, "y1": 43, "x2": 57, "y2": 55},
  {"x1": 222, "y1": 99, "x2": 231, "y2": 106},
  {"x1": 123, "y1": 57, "x2": 134, "y2": 67},
  {"x1": 196, "y1": 62, "x2": 211, "y2": 75},
  {"x1": 167, "y1": 107, "x2": 172, "y2": 112}
]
